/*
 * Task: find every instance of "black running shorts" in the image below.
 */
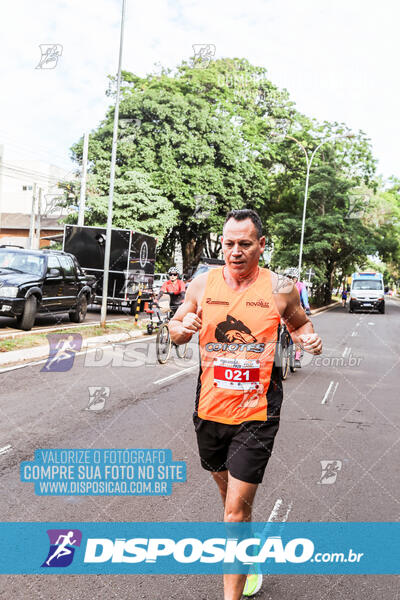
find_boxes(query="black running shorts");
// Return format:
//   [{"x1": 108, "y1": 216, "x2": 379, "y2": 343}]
[{"x1": 192, "y1": 414, "x2": 281, "y2": 484}]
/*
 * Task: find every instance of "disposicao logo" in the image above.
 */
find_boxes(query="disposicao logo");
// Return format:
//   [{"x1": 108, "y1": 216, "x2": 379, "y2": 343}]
[
  {"x1": 42, "y1": 529, "x2": 82, "y2": 568},
  {"x1": 83, "y1": 536, "x2": 314, "y2": 564}
]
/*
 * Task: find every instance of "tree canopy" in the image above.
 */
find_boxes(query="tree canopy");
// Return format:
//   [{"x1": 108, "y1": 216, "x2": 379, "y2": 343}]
[{"x1": 62, "y1": 57, "x2": 400, "y2": 299}]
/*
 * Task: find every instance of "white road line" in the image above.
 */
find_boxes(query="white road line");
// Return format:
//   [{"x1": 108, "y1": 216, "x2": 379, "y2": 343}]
[
  {"x1": 355, "y1": 322, "x2": 360, "y2": 327},
  {"x1": 321, "y1": 381, "x2": 334, "y2": 405},
  {"x1": 368, "y1": 322, "x2": 375, "y2": 326},
  {"x1": 0, "y1": 444, "x2": 12, "y2": 455},
  {"x1": 351, "y1": 331, "x2": 358, "y2": 337},
  {"x1": 332, "y1": 381, "x2": 339, "y2": 400},
  {"x1": 281, "y1": 502, "x2": 293, "y2": 522},
  {"x1": 342, "y1": 347, "x2": 350, "y2": 358},
  {"x1": 267, "y1": 498, "x2": 283, "y2": 522},
  {"x1": 154, "y1": 365, "x2": 197, "y2": 385}
]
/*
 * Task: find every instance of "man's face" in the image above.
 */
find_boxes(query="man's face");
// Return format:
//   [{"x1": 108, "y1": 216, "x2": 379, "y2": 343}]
[
  {"x1": 221, "y1": 218, "x2": 265, "y2": 276},
  {"x1": 170, "y1": 273, "x2": 178, "y2": 280}
]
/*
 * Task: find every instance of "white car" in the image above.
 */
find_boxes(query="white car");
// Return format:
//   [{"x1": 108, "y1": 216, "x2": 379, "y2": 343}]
[{"x1": 152, "y1": 273, "x2": 168, "y2": 294}]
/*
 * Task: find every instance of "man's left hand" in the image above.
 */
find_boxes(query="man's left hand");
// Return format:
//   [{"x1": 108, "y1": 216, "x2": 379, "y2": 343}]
[{"x1": 299, "y1": 333, "x2": 322, "y2": 355}]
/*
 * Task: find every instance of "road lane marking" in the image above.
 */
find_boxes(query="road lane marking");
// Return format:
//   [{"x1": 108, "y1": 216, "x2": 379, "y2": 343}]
[
  {"x1": 154, "y1": 365, "x2": 197, "y2": 385},
  {"x1": 355, "y1": 322, "x2": 360, "y2": 327},
  {"x1": 321, "y1": 380, "x2": 339, "y2": 405},
  {"x1": 267, "y1": 498, "x2": 283, "y2": 522},
  {"x1": 0, "y1": 444, "x2": 12, "y2": 456},
  {"x1": 368, "y1": 322, "x2": 375, "y2": 325},
  {"x1": 342, "y1": 347, "x2": 350, "y2": 358},
  {"x1": 321, "y1": 381, "x2": 334, "y2": 404},
  {"x1": 281, "y1": 502, "x2": 293, "y2": 522},
  {"x1": 351, "y1": 331, "x2": 358, "y2": 337}
]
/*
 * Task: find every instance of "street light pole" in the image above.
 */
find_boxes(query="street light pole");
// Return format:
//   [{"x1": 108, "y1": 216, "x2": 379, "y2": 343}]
[
  {"x1": 100, "y1": 0, "x2": 126, "y2": 328},
  {"x1": 77, "y1": 131, "x2": 89, "y2": 227},
  {"x1": 286, "y1": 134, "x2": 352, "y2": 276}
]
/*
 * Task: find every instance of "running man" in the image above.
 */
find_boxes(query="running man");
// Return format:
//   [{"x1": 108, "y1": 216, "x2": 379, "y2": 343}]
[
  {"x1": 46, "y1": 531, "x2": 77, "y2": 566},
  {"x1": 169, "y1": 209, "x2": 322, "y2": 599}
]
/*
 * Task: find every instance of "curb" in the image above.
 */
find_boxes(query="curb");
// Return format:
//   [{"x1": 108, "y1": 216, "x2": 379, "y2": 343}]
[
  {"x1": 310, "y1": 301, "x2": 341, "y2": 315},
  {"x1": 0, "y1": 328, "x2": 148, "y2": 370}
]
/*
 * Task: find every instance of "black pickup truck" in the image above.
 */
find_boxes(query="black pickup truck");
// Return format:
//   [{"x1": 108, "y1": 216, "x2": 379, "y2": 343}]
[{"x1": 0, "y1": 245, "x2": 95, "y2": 330}]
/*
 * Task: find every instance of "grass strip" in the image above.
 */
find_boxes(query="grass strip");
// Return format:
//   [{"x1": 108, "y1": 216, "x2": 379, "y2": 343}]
[{"x1": 0, "y1": 320, "x2": 147, "y2": 353}]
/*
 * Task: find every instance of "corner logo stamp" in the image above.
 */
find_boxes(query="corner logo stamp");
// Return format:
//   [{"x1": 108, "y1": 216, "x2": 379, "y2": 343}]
[
  {"x1": 42, "y1": 529, "x2": 82, "y2": 567},
  {"x1": 86, "y1": 386, "x2": 110, "y2": 412},
  {"x1": 318, "y1": 460, "x2": 342, "y2": 484},
  {"x1": 41, "y1": 334, "x2": 82, "y2": 372},
  {"x1": 35, "y1": 44, "x2": 63, "y2": 69}
]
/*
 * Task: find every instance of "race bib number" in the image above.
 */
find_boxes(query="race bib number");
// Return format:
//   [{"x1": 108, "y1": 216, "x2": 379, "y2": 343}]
[{"x1": 213, "y1": 357, "x2": 260, "y2": 390}]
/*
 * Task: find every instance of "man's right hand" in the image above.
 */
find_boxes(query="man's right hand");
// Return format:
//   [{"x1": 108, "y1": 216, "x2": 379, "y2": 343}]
[{"x1": 181, "y1": 308, "x2": 202, "y2": 335}]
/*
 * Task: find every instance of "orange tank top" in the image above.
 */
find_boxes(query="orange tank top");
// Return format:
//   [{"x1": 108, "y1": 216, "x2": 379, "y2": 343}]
[{"x1": 196, "y1": 267, "x2": 281, "y2": 425}]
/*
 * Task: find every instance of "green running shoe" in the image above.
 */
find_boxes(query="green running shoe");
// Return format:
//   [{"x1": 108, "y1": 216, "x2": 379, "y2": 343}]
[{"x1": 243, "y1": 572, "x2": 262, "y2": 596}]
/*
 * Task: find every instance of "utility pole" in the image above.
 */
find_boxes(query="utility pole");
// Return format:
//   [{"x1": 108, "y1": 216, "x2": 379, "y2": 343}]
[
  {"x1": 78, "y1": 132, "x2": 89, "y2": 226},
  {"x1": 29, "y1": 183, "x2": 37, "y2": 249},
  {"x1": 100, "y1": 0, "x2": 126, "y2": 328},
  {"x1": 36, "y1": 187, "x2": 42, "y2": 249}
]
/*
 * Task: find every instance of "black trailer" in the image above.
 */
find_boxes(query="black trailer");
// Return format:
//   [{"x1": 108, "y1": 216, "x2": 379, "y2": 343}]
[{"x1": 63, "y1": 225, "x2": 156, "y2": 314}]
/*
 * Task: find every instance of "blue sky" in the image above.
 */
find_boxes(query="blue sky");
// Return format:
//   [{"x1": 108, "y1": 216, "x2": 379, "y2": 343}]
[{"x1": 0, "y1": 0, "x2": 399, "y2": 178}]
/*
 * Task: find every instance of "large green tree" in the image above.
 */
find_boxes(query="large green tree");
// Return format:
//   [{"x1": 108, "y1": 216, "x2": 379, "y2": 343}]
[{"x1": 63, "y1": 56, "x2": 398, "y2": 297}]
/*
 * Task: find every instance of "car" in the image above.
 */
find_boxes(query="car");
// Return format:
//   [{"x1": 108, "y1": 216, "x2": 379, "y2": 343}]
[
  {"x1": 191, "y1": 258, "x2": 225, "y2": 279},
  {"x1": 0, "y1": 245, "x2": 96, "y2": 330},
  {"x1": 152, "y1": 273, "x2": 169, "y2": 294},
  {"x1": 349, "y1": 272, "x2": 385, "y2": 314}
]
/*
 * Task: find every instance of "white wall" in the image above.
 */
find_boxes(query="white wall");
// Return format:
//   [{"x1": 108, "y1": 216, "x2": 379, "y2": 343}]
[{"x1": 0, "y1": 151, "x2": 69, "y2": 216}]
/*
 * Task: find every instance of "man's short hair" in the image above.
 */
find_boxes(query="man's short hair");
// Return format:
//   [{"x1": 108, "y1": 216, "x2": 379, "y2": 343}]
[{"x1": 223, "y1": 209, "x2": 263, "y2": 239}]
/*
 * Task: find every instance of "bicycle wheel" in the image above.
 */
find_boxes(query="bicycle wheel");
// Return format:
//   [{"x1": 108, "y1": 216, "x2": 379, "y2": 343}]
[
  {"x1": 289, "y1": 343, "x2": 297, "y2": 372},
  {"x1": 156, "y1": 323, "x2": 172, "y2": 364},
  {"x1": 281, "y1": 339, "x2": 290, "y2": 380},
  {"x1": 175, "y1": 342, "x2": 188, "y2": 359}
]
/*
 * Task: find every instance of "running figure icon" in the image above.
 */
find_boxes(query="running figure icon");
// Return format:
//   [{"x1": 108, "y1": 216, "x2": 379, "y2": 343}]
[{"x1": 45, "y1": 531, "x2": 77, "y2": 566}]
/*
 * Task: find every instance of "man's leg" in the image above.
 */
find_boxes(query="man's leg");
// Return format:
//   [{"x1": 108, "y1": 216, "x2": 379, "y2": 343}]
[
  {"x1": 223, "y1": 473, "x2": 258, "y2": 600},
  {"x1": 212, "y1": 470, "x2": 228, "y2": 505}
]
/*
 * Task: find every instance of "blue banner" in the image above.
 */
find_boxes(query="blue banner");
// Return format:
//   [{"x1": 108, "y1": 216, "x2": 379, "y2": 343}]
[{"x1": 0, "y1": 522, "x2": 398, "y2": 574}]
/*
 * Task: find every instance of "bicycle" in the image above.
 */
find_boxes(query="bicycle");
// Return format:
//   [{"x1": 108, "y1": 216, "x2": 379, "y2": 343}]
[
  {"x1": 276, "y1": 322, "x2": 299, "y2": 380},
  {"x1": 146, "y1": 296, "x2": 188, "y2": 364}
]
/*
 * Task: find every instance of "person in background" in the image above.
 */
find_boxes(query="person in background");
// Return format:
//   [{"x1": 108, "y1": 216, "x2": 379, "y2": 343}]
[
  {"x1": 157, "y1": 266, "x2": 186, "y2": 315},
  {"x1": 284, "y1": 268, "x2": 311, "y2": 368},
  {"x1": 341, "y1": 288, "x2": 348, "y2": 307}
]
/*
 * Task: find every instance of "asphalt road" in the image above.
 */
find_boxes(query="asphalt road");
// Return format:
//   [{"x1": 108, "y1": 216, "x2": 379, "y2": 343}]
[{"x1": 0, "y1": 300, "x2": 399, "y2": 598}]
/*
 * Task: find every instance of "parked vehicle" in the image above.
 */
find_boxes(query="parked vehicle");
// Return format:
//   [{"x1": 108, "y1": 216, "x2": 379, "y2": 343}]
[
  {"x1": 349, "y1": 272, "x2": 385, "y2": 313},
  {"x1": 191, "y1": 257, "x2": 225, "y2": 279},
  {"x1": 153, "y1": 273, "x2": 168, "y2": 294},
  {"x1": 0, "y1": 245, "x2": 95, "y2": 330},
  {"x1": 63, "y1": 225, "x2": 156, "y2": 314}
]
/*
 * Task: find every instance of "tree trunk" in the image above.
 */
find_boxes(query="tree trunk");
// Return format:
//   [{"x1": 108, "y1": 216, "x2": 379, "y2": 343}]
[{"x1": 181, "y1": 234, "x2": 205, "y2": 274}]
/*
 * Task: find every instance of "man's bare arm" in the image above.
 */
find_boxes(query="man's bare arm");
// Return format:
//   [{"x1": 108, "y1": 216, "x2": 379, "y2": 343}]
[
  {"x1": 169, "y1": 274, "x2": 206, "y2": 344},
  {"x1": 271, "y1": 271, "x2": 322, "y2": 355}
]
